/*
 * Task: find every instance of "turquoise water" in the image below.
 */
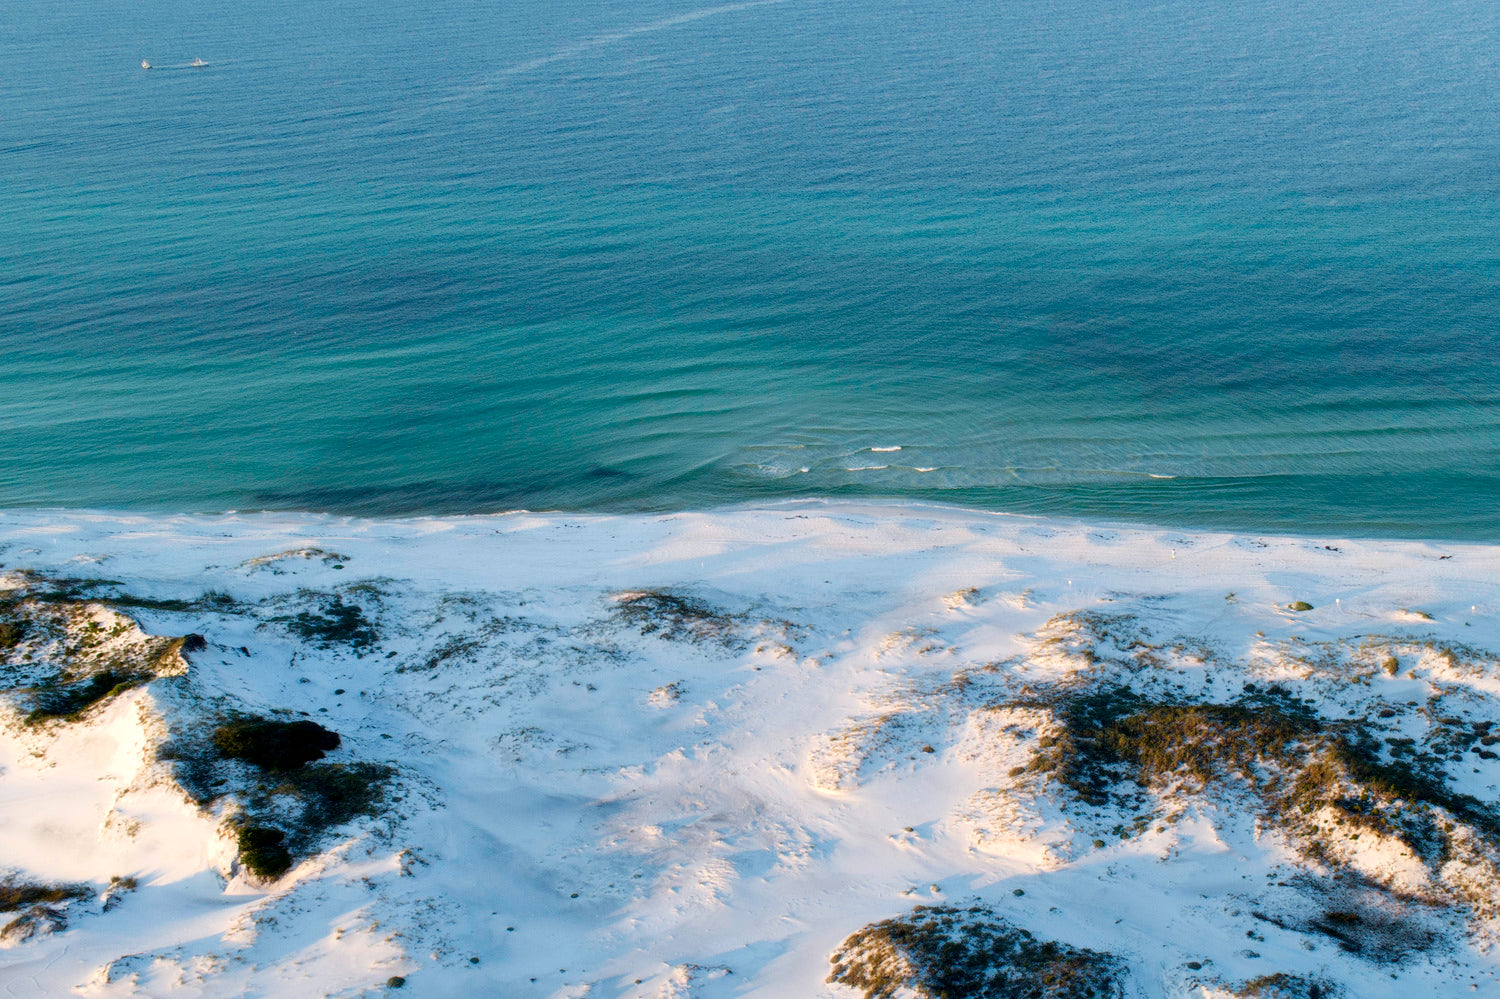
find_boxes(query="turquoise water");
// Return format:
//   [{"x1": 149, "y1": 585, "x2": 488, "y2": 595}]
[{"x1": 4, "y1": 0, "x2": 1499, "y2": 537}]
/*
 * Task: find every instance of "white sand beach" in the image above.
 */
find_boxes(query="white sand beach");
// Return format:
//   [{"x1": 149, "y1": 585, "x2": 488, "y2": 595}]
[{"x1": 0, "y1": 501, "x2": 1497, "y2": 997}]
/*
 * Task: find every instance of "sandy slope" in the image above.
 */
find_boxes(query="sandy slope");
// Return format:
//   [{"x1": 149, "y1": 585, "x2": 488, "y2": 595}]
[{"x1": 0, "y1": 501, "x2": 1497, "y2": 997}]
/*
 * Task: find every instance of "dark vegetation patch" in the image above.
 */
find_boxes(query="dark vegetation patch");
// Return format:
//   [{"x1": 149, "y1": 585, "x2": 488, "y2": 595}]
[
  {"x1": 0, "y1": 876, "x2": 92, "y2": 944},
  {"x1": 219, "y1": 758, "x2": 395, "y2": 879},
  {"x1": 828, "y1": 904, "x2": 1124, "y2": 999},
  {"x1": 5, "y1": 573, "x2": 117, "y2": 605},
  {"x1": 1018, "y1": 681, "x2": 1500, "y2": 866},
  {"x1": 163, "y1": 714, "x2": 395, "y2": 882},
  {"x1": 1302, "y1": 876, "x2": 1440, "y2": 960},
  {"x1": 992, "y1": 610, "x2": 1500, "y2": 950},
  {"x1": 614, "y1": 589, "x2": 745, "y2": 649},
  {"x1": 0, "y1": 617, "x2": 27, "y2": 650},
  {"x1": 235, "y1": 824, "x2": 292, "y2": 880},
  {"x1": 0, "y1": 876, "x2": 91, "y2": 911},
  {"x1": 103, "y1": 591, "x2": 240, "y2": 614},
  {"x1": 15, "y1": 628, "x2": 203, "y2": 724},
  {"x1": 1303, "y1": 897, "x2": 1438, "y2": 960},
  {"x1": 24, "y1": 668, "x2": 154, "y2": 723},
  {"x1": 1250, "y1": 874, "x2": 1440, "y2": 964},
  {"x1": 0, "y1": 571, "x2": 241, "y2": 617},
  {"x1": 212, "y1": 716, "x2": 340, "y2": 770},
  {"x1": 2, "y1": 904, "x2": 70, "y2": 943},
  {"x1": 1421, "y1": 714, "x2": 1499, "y2": 763},
  {"x1": 409, "y1": 633, "x2": 487, "y2": 673},
  {"x1": 282, "y1": 595, "x2": 378, "y2": 651},
  {"x1": 269, "y1": 762, "x2": 397, "y2": 829},
  {"x1": 1233, "y1": 973, "x2": 1341, "y2": 998},
  {"x1": 1, "y1": 570, "x2": 395, "y2": 886}
]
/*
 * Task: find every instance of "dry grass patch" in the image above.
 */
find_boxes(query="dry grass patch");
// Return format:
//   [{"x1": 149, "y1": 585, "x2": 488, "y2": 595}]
[{"x1": 829, "y1": 904, "x2": 1123, "y2": 999}]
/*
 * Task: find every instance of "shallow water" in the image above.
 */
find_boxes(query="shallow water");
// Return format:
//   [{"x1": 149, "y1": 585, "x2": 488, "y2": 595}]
[{"x1": 4, "y1": 0, "x2": 1498, "y2": 537}]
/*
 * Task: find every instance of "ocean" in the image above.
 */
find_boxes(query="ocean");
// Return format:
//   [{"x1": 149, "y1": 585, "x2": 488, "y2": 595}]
[{"x1": 4, "y1": 0, "x2": 1498, "y2": 538}]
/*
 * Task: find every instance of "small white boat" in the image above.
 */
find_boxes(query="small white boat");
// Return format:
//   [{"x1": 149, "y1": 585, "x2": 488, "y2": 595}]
[
  {"x1": 141, "y1": 59, "x2": 151, "y2": 70},
  {"x1": 191, "y1": 57, "x2": 206, "y2": 67}
]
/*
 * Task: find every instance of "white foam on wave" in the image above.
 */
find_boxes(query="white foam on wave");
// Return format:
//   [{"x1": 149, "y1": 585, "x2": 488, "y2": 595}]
[
  {"x1": 753, "y1": 462, "x2": 812, "y2": 478},
  {"x1": 846, "y1": 465, "x2": 888, "y2": 472},
  {"x1": 870, "y1": 446, "x2": 902, "y2": 453}
]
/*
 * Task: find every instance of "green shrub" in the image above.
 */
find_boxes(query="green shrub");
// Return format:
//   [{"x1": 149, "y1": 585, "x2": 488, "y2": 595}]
[
  {"x1": 212, "y1": 717, "x2": 340, "y2": 770},
  {"x1": 1289, "y1": 601, "x2": 1314, "y2": 612},
  {"x1": 236, "y1": 824, "x2": 292, "y2": 880}
]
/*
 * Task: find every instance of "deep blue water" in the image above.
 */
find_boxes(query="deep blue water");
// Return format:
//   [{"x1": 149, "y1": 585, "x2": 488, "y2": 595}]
[{"x1": 3, "y1": 0, "x2": 1499, "y2": 538}]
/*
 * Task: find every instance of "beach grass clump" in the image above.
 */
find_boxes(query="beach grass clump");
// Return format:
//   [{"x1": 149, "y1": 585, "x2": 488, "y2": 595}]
[
  {"x1": 103, "y1": 590, "x2": 240, "y2": 614},
  {"x1": 1233, "y1": 973, "x2": 1340, "y2": 998},
  {"x1": 1019, "y1": 684, "x2": 1321, "y2": 805},
  {"x1": 614, "y1": 589, "x2": 745, "y2": 649},
  {"x1": 146, "y1": 633, "x2": 206, "y2": 670},
  {"x1": 0, "y1": 574, "x2": 203, "y2": 723},
  {"x1": 2, "y1": 905, "x2": 70, "y2": 944},
  {"x1": 1011, "y1": 679, "x2": 1500, "y2": 933},
  {"x1": 284, "y1": 595, "x2": 378, "y2": 650},
  {"x1": 24, "y1": 668, "x2": 154, "y2": 723},
  {"x1": 0, "y1": 876, "x2": 93, "y2": 944},
  {"x1": 212, "y1": 716, "x2": 340, "y2": 770},
  {"x1": 828, "y1": 903, "x2": 1123, "y2": 999},
  {"x1": 1023, "y1": 683, "x2": 1499, "y2": 852},
  {"x1": 243, "y1": 547, "x2": 348, "y2": 572},
  {"x1": 1289, "y1": 601, "x2": 1314, "y2": 612},
  {"x1": 0, "y1": 877, "x2": 91, "y2": 912},
  {"x1": 0, "y1": 616, "x2": 27, "y2": 651}
]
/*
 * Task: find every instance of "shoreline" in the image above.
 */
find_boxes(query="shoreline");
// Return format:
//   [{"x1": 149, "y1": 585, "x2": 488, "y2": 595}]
[{"x1": 1, "y1": 493, "x2": 1495, "y2": 551}]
